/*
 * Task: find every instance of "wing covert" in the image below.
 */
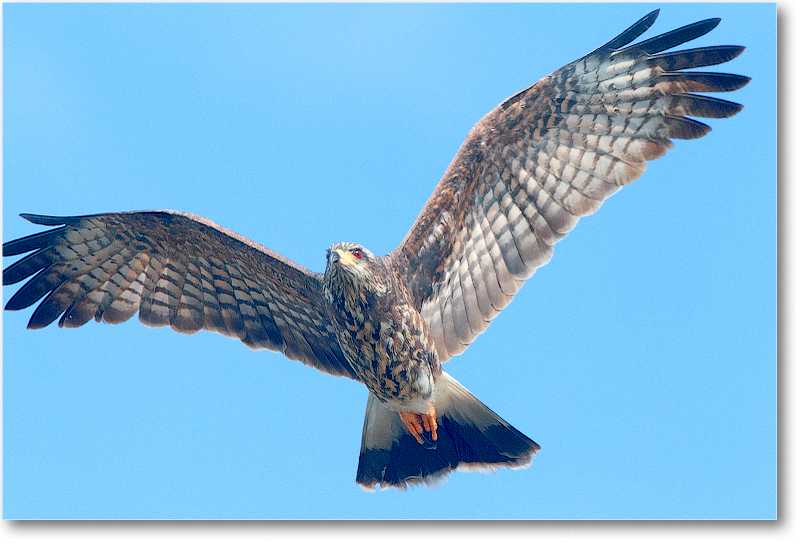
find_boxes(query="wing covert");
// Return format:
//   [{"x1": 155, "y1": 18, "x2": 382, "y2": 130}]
[
  {"x1": 3, "y1": 211, "x2": 357, "y2": 379},
  {"x1": 390, "y1": 10, "x2": 749, "y2": 362}
]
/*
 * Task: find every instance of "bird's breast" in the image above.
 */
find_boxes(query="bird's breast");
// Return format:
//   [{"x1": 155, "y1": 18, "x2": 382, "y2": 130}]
[{"x1": 334, "y1": 299, "x2": 439, "y2": 407}]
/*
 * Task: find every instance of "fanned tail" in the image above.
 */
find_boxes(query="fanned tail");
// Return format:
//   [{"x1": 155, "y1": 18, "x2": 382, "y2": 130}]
[{"x1": 356, "y1": 372, "x2": 539, "y2": 491}]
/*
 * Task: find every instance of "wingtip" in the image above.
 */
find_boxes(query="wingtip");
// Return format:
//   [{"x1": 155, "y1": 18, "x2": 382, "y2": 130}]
[
  {"x1": 727, "y1": 45, "x2": 747, "y2": 61},
  {"x1": 726, "y1": 74, "x2": 752, "y2": 91},
  {"x1": 694, "y1": 17, "x2": 723, "y2": 38},
  {"x1": 582, "y1": 9, "x2": 661, "y2": 59},
  {"x1": 18, "y1": 213, "x2": 68, "y2": 226}
]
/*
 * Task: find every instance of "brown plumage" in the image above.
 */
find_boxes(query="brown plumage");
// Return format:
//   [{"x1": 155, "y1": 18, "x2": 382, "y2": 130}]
[{"x1": 2, "y1": 10, "x2": 748, "y2": 490}]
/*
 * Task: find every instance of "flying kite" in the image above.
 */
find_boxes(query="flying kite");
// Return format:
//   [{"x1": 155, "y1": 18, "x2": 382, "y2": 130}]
[{"x1": 3, "y1": 10, "x2": 748, "y2": 490}]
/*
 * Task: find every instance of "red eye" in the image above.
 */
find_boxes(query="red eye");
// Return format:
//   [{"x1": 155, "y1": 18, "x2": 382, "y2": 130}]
[{"x1": 352, "y1": 249, "x2": 363, "y2": 259}]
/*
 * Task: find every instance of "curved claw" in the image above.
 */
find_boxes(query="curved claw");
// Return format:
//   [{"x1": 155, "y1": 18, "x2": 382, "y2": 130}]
[{"x1": 399, "y1": 407, "x2": 438, "y2": 448}]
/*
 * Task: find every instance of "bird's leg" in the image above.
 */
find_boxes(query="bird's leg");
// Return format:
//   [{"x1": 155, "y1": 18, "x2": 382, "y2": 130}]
[{"x1": 399, "y1": 404, "x2": 438, "y2": 448}]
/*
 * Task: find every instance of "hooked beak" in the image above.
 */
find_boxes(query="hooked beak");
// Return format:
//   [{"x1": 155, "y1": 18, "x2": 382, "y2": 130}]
[{"x1": 329, "y1": 248, "x2": 358, "y2": 267}]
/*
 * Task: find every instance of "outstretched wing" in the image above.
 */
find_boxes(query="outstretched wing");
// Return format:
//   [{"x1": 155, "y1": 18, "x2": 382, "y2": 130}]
[
  {"x1": 390, "y1": 10, "x2": 749, "y2": 362},
  {"x1": 2, "y1": 211, "x2": 357, "y2": 379}
]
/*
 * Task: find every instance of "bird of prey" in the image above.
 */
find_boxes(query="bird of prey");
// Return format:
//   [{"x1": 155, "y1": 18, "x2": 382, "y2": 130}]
[{"x1": 3, "y1": 10, "x2": 748, "y2": 491}]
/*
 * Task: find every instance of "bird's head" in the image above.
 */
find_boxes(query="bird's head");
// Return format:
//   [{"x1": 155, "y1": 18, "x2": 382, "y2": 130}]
[{"x1": 322, "y1": 242, "x2": 390, "y2": 304}]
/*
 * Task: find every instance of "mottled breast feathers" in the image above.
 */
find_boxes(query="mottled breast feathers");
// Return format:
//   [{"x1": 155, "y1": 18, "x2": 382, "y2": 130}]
[{"x1": 322, "y1": 242, "x2": 438, "y2": 404}]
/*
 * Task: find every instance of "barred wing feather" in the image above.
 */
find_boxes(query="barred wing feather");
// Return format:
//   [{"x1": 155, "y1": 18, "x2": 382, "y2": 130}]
[
  {"x1": 2, "y1": 211, "x2": 357, "y2": 379},
  {"x1": 392, "y1": 10, "x2": 749, "y2": 362}
]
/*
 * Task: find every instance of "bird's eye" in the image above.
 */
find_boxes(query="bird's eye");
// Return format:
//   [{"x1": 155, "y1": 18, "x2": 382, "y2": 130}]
[{"x1": 352, "y1": 249, "x2": 363, "y2": 259}]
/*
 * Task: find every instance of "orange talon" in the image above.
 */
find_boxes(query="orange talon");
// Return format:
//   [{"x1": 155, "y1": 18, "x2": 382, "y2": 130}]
[
  {"x1": 399, "y1": 411, "x2": 424, "y2": 444},
  {"x1": 400, "y1": 405, "x2": 438, "y2": 446}
]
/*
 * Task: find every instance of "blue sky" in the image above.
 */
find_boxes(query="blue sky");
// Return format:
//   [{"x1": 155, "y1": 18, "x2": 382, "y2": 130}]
[{"x1": 2, "y1": 2, "x2": 776, "y2": 520}]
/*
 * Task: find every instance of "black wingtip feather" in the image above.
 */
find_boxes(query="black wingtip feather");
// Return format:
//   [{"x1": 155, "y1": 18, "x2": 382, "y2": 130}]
[
  {"x1": 27, "y1": 294, "x2": 66, "y2": 329},
  {"x1": 3, "y1": 250, "x2": 49, "y2": 286},
  {"x1": 624, "y1": 17, "x2": 723, "y2": 56},
  {"x1": 649, "y1": 45, "x2": 747, "y2": 72},
  {"x1": 660, "y1": 72, "x2": 751, "y2": 93},
  {"x1": 3, "y1": 229, "x2": 65, "y2": 257},
  {"x1": 606, "y1": 9, "x2": 660, "y2": 50},
  {"x1": 665, "y1": 116, "x2": 712, "y2": 140},
  {"x1": 672, "y1": 94, "x2": 745, "y2": 119},
  {"x1": 19, "y1": 213, "x2": 72, "y2": 226},
  {"x1": 583, "y1": 9, "x2": 660, "y2": 59}
]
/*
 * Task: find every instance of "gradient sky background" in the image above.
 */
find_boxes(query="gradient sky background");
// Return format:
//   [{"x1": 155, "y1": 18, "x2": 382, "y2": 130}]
[{"x1": 2, "y1": 2, "x2": 776, "y2": 520}]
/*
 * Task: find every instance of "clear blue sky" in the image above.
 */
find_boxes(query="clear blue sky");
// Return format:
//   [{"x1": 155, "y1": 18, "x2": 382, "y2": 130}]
[{"x1": 2, "y1": 2, "x2": 776, "y2": 519}]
